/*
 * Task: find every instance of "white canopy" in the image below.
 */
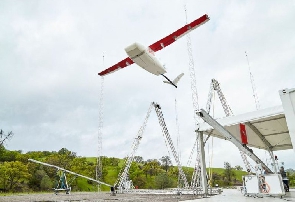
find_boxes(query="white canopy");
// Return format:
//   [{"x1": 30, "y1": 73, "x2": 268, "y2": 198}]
[{"x1": 197, "y1": 105, "x2": 292, "y2": 151}]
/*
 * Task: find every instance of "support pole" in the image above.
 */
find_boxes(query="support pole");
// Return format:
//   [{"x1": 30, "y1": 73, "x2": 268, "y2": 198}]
[{"x1": 199, "y1": 131, "x2": 208, "y2": 195}]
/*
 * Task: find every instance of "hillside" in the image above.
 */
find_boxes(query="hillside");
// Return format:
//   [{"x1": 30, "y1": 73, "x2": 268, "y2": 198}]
[
  {"x1": 0, "y1": 147, "x2": 247, "y2": 192},
  {"x1": 86, "y1": 157, "x2": 247, "y2": 191}
]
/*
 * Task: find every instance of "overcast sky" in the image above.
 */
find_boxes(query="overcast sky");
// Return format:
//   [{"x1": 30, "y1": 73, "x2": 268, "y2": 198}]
[{"x1": 1, "y1": 0, "x2": 295, "y2": 170}]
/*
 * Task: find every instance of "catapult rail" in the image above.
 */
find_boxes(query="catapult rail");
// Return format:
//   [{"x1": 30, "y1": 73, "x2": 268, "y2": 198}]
[{"x1": 28, "y1": 158, "x2": 112, "y2": 187}]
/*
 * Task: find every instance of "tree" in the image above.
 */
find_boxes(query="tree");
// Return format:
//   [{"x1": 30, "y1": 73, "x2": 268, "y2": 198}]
[
  {"x1": 234, "y1": 165, "x2": 243, "y2": 171},
  {"x1": 134, "y1": 156, "x2": 144, "y2": 163},
  {"x1": 286, "y1": 168, "x2": 295, "y2": 175},
  {"x1": 0, "y1": 145, "x2": 6, "y2": 162},
  {"x1": 16, "y1": 153, "x2": 29, "y2": 163},
  {"x1": 133, "y1": 176, "x2": 146, "y2": 188},
  {"x1": 169, "y1": 166, "x2": 179, "y2": 178},
  {"x1": 223, "y1": 162, "x2": 235, "y2": 185},
  {"x1": 143, "y1": 159, "x2": 161, "y2": 177},
  {"x1": 44, "y1": 148, "x2": 76, "y2": 176},
  {"x1": 109, "y1": 157, "x2": 119, "y2": 166},
  {"x1": 27, "y1": 151, "x2": 54, "y2": 160},
  {"x1": 142, "y1": 163, "x2": 150, "y2": 178},
  {"x1": 155, "y1": 173, "x2": 173, "y2": 189},
  {"x1": 29, "y1": 169, "x2": 47, "y2": 190},
  {"x1": 211, "y1": 172, "x2": 222, "y2": 187},
  {"x1": 101, "y1": 156, "x2": 110, "y2": 166},
  {"x1": 0, "y1": 161, "x2": 31, "y2": 191},
  {"x1": 43, "y1": 155, "x2": 62, "y2": 179},
  {"x1": 129, "y1": 162, "x2": 143, "y2": 179},
  {"x1": 160, "y1": 156, "x2": 172, "y2": 172},
  {"x1": 40, "y1": 174, "x2": 53, "y2": 190},
  {"x1": 70, "y1": 157, "x2": 92, "y2": 176},
  {"x1": 57, "y1": 148, "x2": 76, "y2": 168},
  {"x1": 0, "y1": 149, "x2": 21, "y2": 162}
]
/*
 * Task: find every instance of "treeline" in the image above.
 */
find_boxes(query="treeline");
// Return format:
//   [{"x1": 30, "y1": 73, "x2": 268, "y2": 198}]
[
  {"x1": 0, "y1": 146, "x2": 97, "y2": 192},
  {"x1": 0, "y1": 146, "x2": 182, "y2": 192},
  {"x1": 0, "y1": 146, "x2": 253, "y2": 193}
]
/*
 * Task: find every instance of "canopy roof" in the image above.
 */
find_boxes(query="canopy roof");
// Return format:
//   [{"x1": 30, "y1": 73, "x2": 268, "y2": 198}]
[{"x1": 198, "y1": 105, "x2": 292, "y2": 151}]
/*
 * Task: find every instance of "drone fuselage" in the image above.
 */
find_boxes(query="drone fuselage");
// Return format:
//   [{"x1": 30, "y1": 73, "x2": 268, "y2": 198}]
[{"x1": 125, "y1": 42, "x2": 166, "y2": 76}]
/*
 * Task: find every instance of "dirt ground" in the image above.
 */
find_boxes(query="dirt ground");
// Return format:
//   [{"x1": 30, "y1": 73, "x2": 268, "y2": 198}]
[
  {"x1": 0, "y1": 192, "x2": 204, "y2": 202},
  {"x1": 1, "y1": 189, "x2": 293, "y2": 202}
]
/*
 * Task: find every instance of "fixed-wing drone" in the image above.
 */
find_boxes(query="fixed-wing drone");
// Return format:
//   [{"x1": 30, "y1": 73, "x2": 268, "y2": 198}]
[{"x1": 98, "y1": 14, "x2": 209, "y2": 88}]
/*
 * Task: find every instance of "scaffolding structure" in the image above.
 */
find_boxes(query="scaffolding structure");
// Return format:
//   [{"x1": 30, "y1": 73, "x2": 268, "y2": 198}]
[
  {"x1": 115, "y1": 103, "x2": 153, "y2": 191},
  {"x1": 115, "y1": 102, "x2": 189, "y2": 192}
]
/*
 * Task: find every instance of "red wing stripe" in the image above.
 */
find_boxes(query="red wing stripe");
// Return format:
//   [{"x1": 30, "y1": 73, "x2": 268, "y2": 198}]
[
  {"x1": 98, "y1": 57, "x2": 134, "y2": 76},
  {"x1": 149, "y1": 14, "x2": 209, "y2": 52}
]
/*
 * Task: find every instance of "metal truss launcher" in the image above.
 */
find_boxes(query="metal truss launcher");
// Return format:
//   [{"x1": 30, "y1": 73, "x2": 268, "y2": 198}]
[{"x1": 116, "y1": 102, "x2": 189, "y2": 192}]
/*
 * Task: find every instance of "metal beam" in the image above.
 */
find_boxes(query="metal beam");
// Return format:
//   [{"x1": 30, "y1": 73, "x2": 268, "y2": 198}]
[
  {"x1": 244, "y1": 122, "x2": 273, "y2": 150},
  {"x1": 197, "y1": 109, "x2": 273, "y2": 173}
]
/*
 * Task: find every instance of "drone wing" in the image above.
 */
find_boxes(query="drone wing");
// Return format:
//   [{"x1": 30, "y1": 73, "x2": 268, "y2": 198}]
[
  {"x1": 148, "y1": 14, "x2": 209, "y2": 52},
  {"x1": 98, "y1": 57, "x2": 134, "y2": 76},
  {"x1": 98, "y1": 14, "x2": 209, "y2": 76}
]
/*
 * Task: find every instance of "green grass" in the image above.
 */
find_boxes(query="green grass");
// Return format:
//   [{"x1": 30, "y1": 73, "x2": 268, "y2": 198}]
[
  {"x1": 233, "y1": 170, "x2": 248, "y2": 181},
  {"x1": 104, "y1": 166, "x2": 119, "y2": 185},
  {"x1": 75, "y1": 178, "x2": 96, "y2": 191},
  {"x1": 85, "y1": 157, "x2": 97, "y2": 164},
  {"x1": 207, "y1": 167, "x2": 224, "y2": 173},
  {"x1": 207, "y1": 167, "x2": 247, "y2": 181}
]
